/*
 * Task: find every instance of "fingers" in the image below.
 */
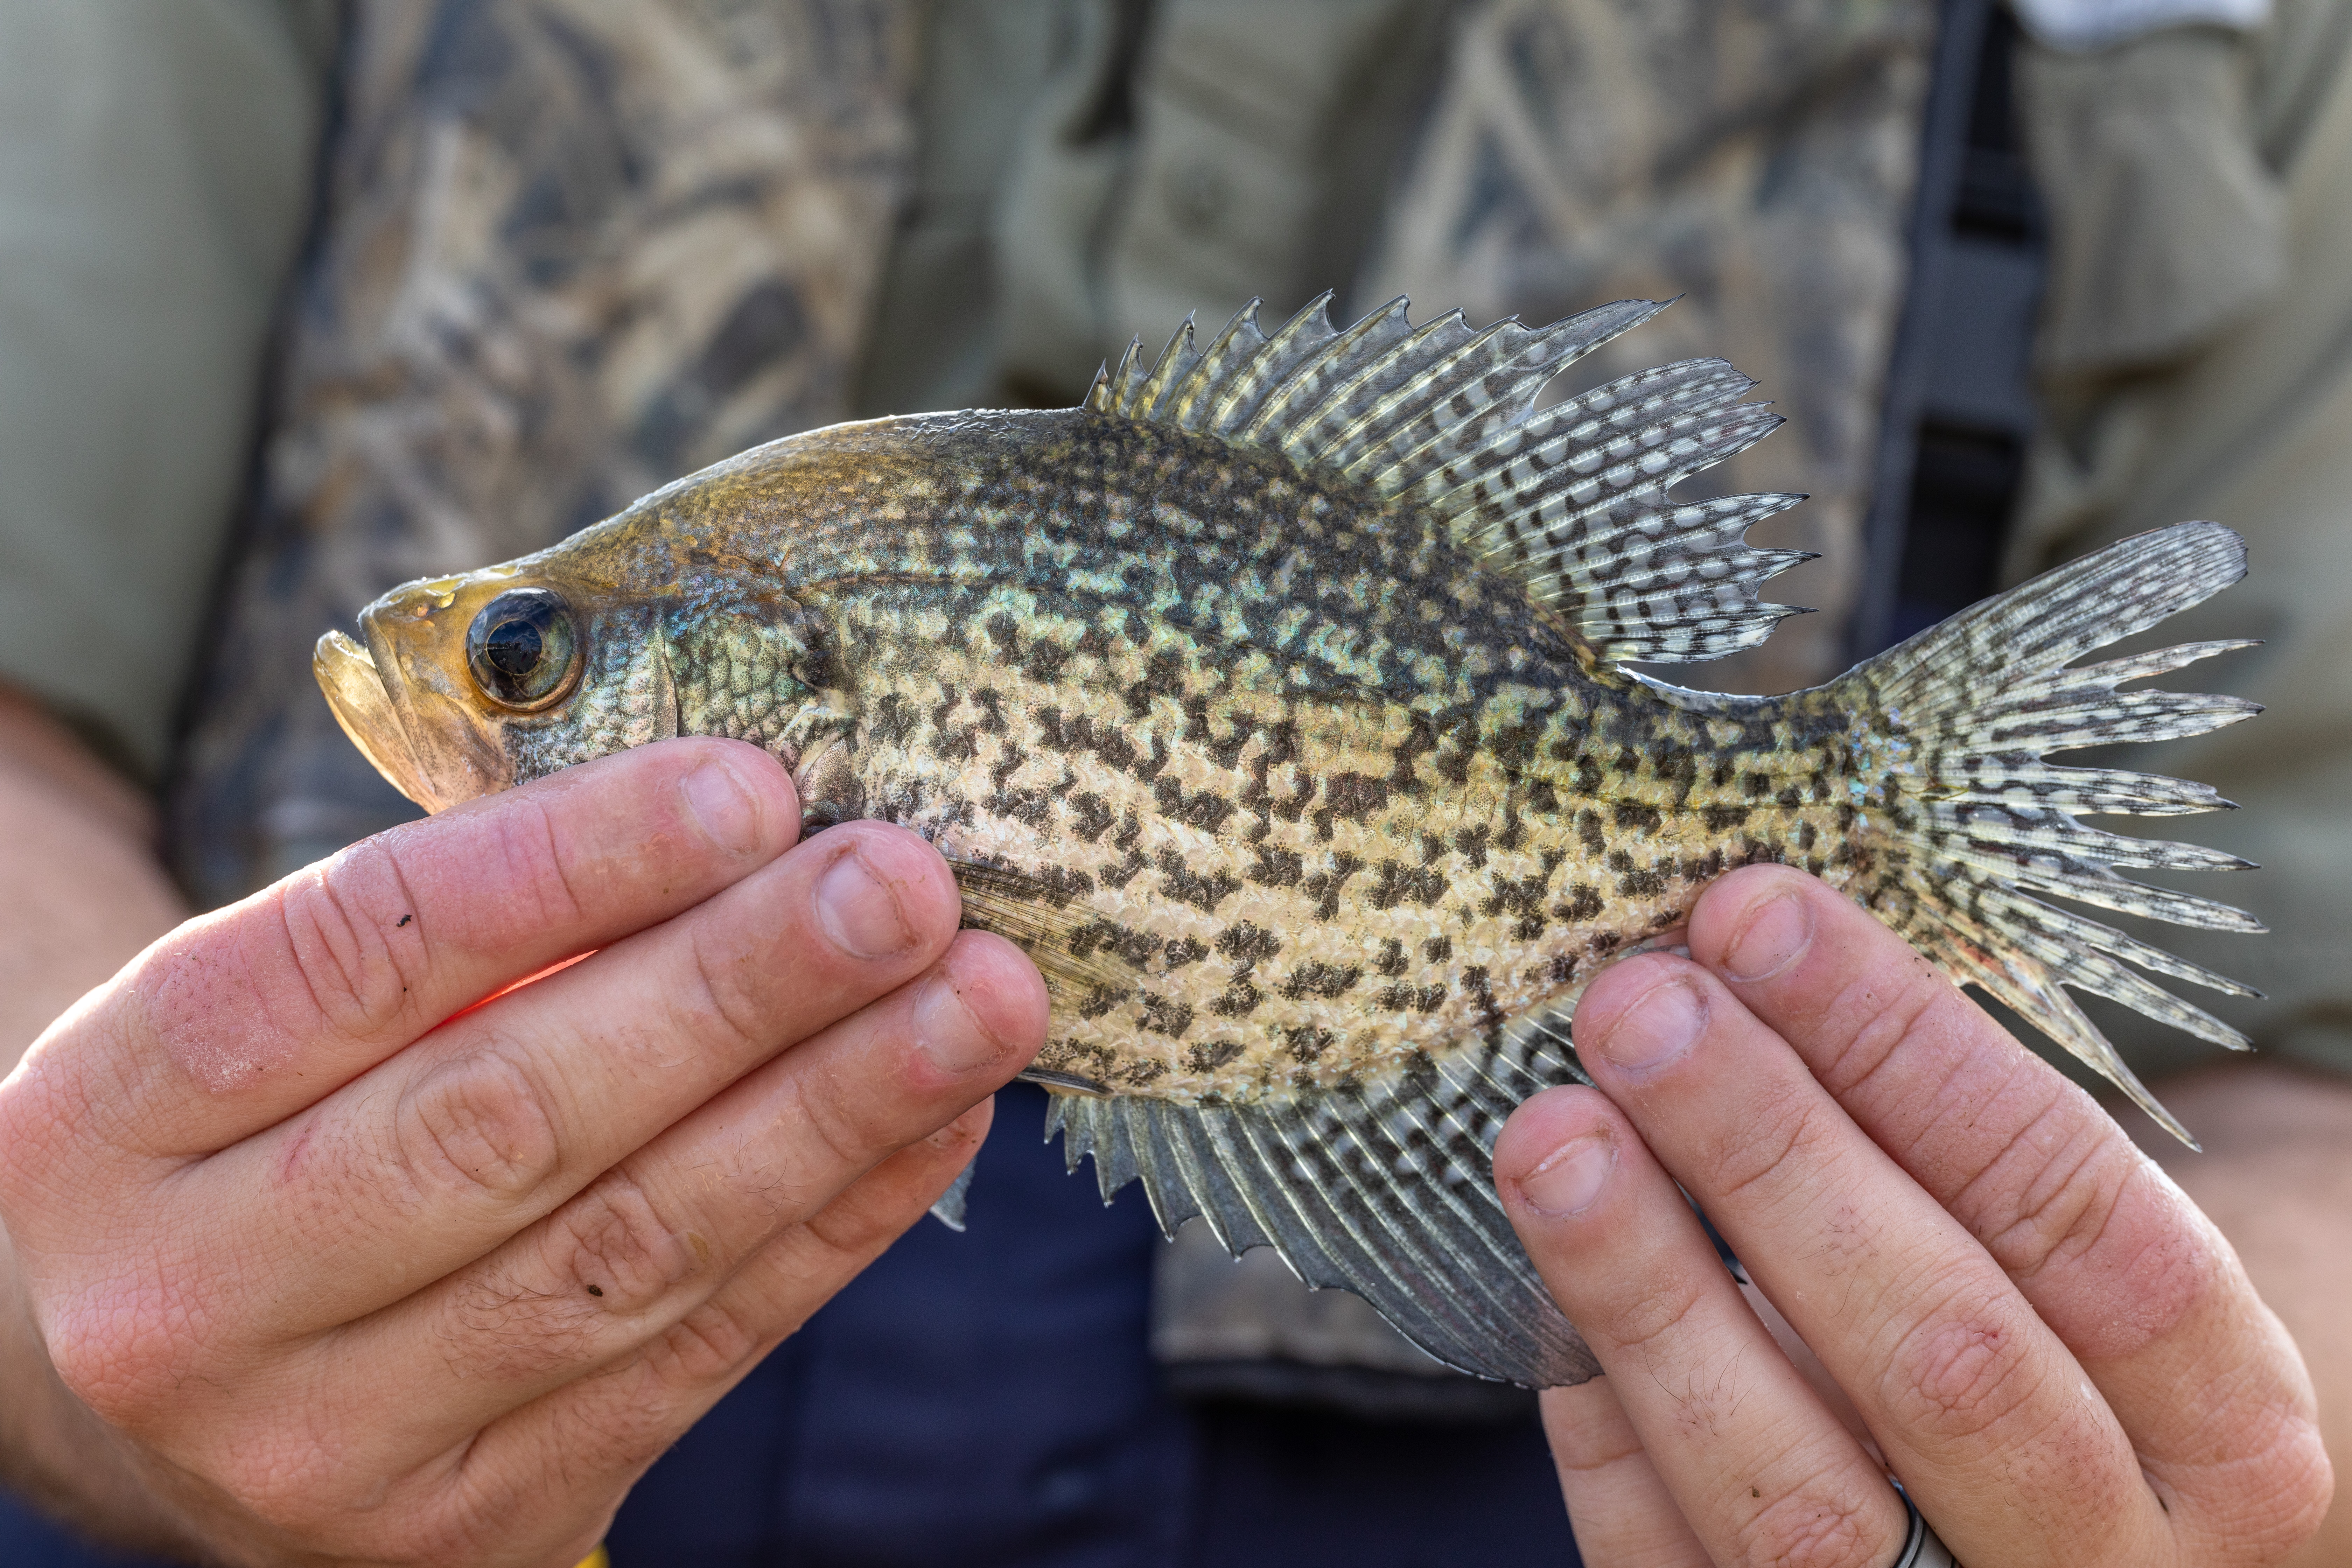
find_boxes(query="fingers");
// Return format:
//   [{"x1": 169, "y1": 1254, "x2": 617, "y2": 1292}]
[
  {"x1": 418, "y1": 1101, "x2": 997, "y2": 1566},
  {"x1": 176, "y1": 819, "x2": 984, "y2": 1340},
  {"x1": 1570, "y1": 946, "x2": 2167, "y2": 1567},
  {"x1": 1685, "y1": 866, "x2": 2328, "y2": 1548},
  {"x1": 158, "y1": 1101, "x2": 997, "y2": 1567},
  {"x1": 1537, "y1": 1380, "x2": 1712, "y2": 1568},
  {"x1": 1, "y1": 738, "x2": 800, "y2": 1181},
  {"x1": 324, "y1": 930, "x2": 1044, "y2": 1449},
  {"x1": 1499, "y1": 1085, "x2": 1908, "y2": 1568}
]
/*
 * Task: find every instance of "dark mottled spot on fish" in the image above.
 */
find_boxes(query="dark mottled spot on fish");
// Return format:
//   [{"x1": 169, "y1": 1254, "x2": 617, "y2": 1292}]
[
  {"x1": 1282, "y1": 1025, "x2": 1336, "y2": 1063},
  {"x1": 1187, "y1": 1040, "x2": 1246, "y2": 1073},
  {"x1": 1141, "y1": 995, "x2": 1194, "y2": 1037},
  {"x1": 1313, "y1": 772, "x2": 1388, "y2": 840},
  {"x1": 1302, "y1": 852, "x2": 1363, "y2": 918},
  {"x1": 1281, "y1": 961, "x2": 1362, "y2": 1000}
]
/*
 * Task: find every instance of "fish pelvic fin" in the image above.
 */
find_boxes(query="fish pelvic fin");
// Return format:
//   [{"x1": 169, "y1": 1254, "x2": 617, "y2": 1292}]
[
  {"x1": 1832, "y1": 521, "x2": 2262, "y2": 1147},
  {"x1": 1041, "y1": 1000, "x2": 1602, "y2": 1390},
  {"x1": 1083, "y1": 294, "x2": 1809, "y2": 665}
]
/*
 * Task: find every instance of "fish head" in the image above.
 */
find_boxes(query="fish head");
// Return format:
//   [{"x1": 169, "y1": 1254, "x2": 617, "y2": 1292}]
[{"x1": 314, "y1": 526, "x2": 820, "y2": 812}]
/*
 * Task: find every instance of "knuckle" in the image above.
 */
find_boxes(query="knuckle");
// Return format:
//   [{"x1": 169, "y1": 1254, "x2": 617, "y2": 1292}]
[
  {"x1": 776, "y1": 1074, "x2": 891, "y2": 1195},
  {"x1": 534, "y1": 1365, "x2": 686, "y2": 1485},
  {"x1": 1967, "y1": 1104, "x2": 2211, "y2": 1360},
  {"x1": 1595, "y1": 1262, "x2": 1713, "y2": 1359},
  {"x1": 1818, "y1": 965, "x2": 1948, "y2": 1092},
  {"x1": 545, "y1": 1169, "x2": 706, "y2": 1310},
  {"x1": 670, "y1": 921, "x2": 782, "y2": 1059},
  {"x1": 480, "y1": 795, "x2": 589, "y2": 934},
  {"x1": 0, "y1": 1064, "x2": 106, "y2": 1220},
  {"x1": 272, "y1": 843, "x2": 430, "y2": 1040},
  {"x1": 1735, "y1": 1477, "x2": 1888, "y2": 1568},
  {"x1": 2171, "y1": 1365, "x2": 2335, "y2": 1557},
  {"x1": 211, "y1": 1434, "x2": 347, "y2": 1539},
  {"x1": 2221, "y1": 1413, "x2": 2337, "y2": 1559},
  {"x1": 394, "y1": 1047, "x2": 563, "y2": 1213},
  {"x1": 43, "y1": 1279, "x2": 214, "y2": 1430},
  {"x1": 1704, "y1": 1078, "x2": 1837, "y2": 1202},
  {"x1": 1966, "y1": 1094, "x2": 2129, "y2": 1274},
  {"x1": 639, "y1": 1295, "x2": 766, "y2": 1391},
  {"x1": 1880, "y1": 1290, "x2": 2044, "y2": 1448}
]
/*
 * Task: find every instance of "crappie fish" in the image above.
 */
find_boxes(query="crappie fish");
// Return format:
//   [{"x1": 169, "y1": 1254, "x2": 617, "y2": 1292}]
[{"x1": 316, "y1": 296, "x2": 2261, "y2": 1387}]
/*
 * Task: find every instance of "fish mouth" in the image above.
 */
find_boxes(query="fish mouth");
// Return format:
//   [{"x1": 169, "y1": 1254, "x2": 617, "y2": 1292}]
[
  {"x1": 314, "y1": 604, "x2": 516, "y2": 812},
  {"x1": 316, "y1": 630, "x2": 442, "y2": 807}
]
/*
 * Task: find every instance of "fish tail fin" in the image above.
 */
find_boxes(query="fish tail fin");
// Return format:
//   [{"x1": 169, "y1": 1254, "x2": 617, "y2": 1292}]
[{"x1": 1831, "y1": 521, "x2": 2263, "y2": 1146}]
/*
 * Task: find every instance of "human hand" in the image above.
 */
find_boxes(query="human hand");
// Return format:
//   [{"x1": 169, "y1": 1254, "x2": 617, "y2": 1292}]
[
  {"x1": 0, "y1": 737, "x2": 1048, "y2": 1566},
  {"x1": 1495, "y1": 864, "x2": 2332, "y2": 1567}
]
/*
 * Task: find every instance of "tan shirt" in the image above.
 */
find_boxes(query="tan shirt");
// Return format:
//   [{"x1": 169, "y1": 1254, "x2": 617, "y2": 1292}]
[
  {"x1": 0, "y1": 0, "x2": 334, "y2": 778},
  {"x1": 2012, "y1": 1, "x2": 2352, "y2": 1078}
]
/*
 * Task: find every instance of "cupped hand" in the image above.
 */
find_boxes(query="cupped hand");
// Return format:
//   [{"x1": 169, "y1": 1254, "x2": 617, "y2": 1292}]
[
  {"x1": 1496, "y1": 865, "x2": 2332, "y2": 1568},
  {"x1": 0, "y1": 737, "x2": 1048, "y2": 1567}
]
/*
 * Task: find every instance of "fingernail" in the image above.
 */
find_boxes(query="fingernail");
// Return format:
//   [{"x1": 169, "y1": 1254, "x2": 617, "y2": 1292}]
[
  {"x1": 682, "y1": 760, "x2": 761, "y2": 856},
  {"x1": 1726, "y1": 892, "x2": 1814, "y2": 982},
  {"x1": 1519, "y1": 1133, "x2": 1616, "y2": 1217},
  {"x1": 912, "y1": 970, "x2": 1004, "y2": 1075},
  {"x1": 817, "y1": 848, "x2": 910, "y2": 959},
  {"x1": 1598, "y1": 978, "x2": 1706, "y2": 1071}
]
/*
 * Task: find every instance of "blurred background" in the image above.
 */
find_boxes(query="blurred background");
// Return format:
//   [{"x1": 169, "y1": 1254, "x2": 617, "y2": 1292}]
[{"x1": 4, "y1": 1, "x2": 2346, "y2": 1563}]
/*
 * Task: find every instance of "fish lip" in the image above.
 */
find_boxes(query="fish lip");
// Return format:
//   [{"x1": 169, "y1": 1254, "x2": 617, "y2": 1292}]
[
  {"x1": 314, "y1": 593, "x2": 518, "y2": 812},
  {"x1": 315, "y1": 629, "x2": 441, "y2": 808}
]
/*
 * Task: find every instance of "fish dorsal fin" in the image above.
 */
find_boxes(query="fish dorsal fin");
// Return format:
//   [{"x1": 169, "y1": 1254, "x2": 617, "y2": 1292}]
[{"x1": 1084, "y1": 295, "x2": 1812, "y2": 665}]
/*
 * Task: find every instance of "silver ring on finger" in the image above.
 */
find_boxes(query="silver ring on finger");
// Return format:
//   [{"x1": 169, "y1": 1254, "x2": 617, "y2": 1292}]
[{"x1": 1889, "y1": 1480, "x2": 1957, "y2": 1568}]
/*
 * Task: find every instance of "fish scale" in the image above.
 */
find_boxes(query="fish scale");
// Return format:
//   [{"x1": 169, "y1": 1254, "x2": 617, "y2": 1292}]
[
  {"x1": 316, "y1": 292, "x2": 2263, "y2": 1387},
  {"x1": 806, "y1": 471, "x2": 1834, "y2": 1102}
]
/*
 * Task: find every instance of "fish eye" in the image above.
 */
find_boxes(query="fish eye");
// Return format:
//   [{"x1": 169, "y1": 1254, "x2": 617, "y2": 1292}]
[{"x1": 465, "y1": 588, "x2": 581, "y2": 711}]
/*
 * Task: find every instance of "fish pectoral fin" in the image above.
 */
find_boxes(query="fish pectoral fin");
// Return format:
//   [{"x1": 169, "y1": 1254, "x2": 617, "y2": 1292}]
[
  {"x1": 1040, "y1": 999, "x2": 1600, "y2": 1390},
  {"x1": 1016, "y1": 1066, "x2": 1110, "y2": 1096},
  {"x1": 945, "y1": 859, "x2": 1142, "y2": 1009},
  {"x1": 650, "y1": 631, "x2": 680, "y2": 740}
]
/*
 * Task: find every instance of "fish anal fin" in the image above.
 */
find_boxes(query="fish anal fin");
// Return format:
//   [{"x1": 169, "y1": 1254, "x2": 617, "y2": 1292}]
[
  {"x1": 927, "y1": 1160, "x2": 975, "y2": 1231},
  {"x1": 1040, "y1": 1007, "x2": 1600, "y2": 1388}
]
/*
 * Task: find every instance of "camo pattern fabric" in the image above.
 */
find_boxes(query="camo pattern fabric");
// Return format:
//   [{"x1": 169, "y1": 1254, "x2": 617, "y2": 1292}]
[
  {"x1": 168, "y1": 0, "x2": 919, "y2": 905},
  {"x1": 159, "y1": 0, "x2": 1938, "y2": 1407},
  {"x1": 1363, "y1": 0, "x2": 1934, "y2": 697}
]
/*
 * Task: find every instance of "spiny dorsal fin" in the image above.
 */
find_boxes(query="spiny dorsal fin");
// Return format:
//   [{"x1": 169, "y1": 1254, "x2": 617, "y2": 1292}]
[{"x1": 1084, "y1": 294, "x2": 1810, "y2": 665}]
